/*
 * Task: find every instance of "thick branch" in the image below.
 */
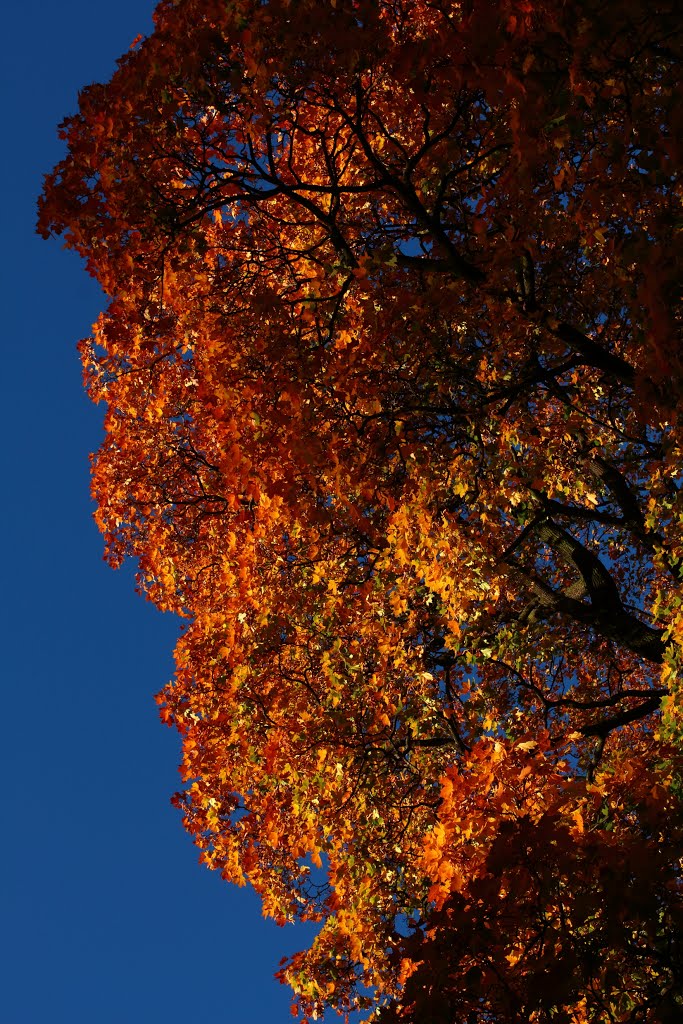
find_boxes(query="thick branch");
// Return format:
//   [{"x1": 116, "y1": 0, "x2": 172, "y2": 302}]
[
  {"x1": 581, "y1": 694, "x2": 665, "y2": 737},
  {"x1": 507, "y1": 555, "x2": 665, "y2": 663},
  {"x1": 394, "y1": 252, "x2": 636, "y2": 384}
]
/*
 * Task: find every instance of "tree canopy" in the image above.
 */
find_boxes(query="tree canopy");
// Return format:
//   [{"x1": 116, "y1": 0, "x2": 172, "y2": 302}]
[{"x1": 39, "y1": 0, "x2": 683, "y2": 1020}]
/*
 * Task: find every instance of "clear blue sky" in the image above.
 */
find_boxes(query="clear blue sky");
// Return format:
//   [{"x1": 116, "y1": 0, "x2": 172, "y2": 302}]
[{"x1": 2, "y1": 3, "x2": 317, "y2": 1021}]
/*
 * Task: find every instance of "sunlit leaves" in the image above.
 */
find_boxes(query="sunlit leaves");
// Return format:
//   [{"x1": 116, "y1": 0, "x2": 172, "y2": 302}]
[{"x1": 40, "y1": 0, "x2": 683, "y2": 1019}]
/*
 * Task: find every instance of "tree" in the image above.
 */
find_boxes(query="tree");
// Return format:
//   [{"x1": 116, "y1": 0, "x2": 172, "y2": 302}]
[{"x1": 39, "y1": 0, "x2": 683, "y2": 1019}]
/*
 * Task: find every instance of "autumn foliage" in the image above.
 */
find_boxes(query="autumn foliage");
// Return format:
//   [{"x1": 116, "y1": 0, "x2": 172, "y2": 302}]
[{"x1": 40, "y1": 0, "x2": 683, "y2": 1019}]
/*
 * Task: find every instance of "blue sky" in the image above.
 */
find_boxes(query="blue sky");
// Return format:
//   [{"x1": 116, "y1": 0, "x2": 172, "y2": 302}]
[{"x1": 2, "y1": 3, "x2": 317, "y2": 1021}]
